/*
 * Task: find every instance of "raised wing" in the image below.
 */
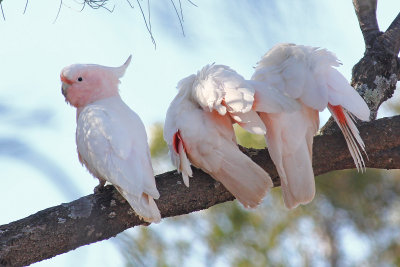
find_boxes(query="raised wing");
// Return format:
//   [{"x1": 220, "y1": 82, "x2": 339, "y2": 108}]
[{"x1": 77, "y1": 100, "x2": 161, "y2": 222}]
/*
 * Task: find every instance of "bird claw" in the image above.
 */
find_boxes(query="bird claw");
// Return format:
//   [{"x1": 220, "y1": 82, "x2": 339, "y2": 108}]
[{"x1": 93, "y1": 180, "x2": 106, "y2": 194}]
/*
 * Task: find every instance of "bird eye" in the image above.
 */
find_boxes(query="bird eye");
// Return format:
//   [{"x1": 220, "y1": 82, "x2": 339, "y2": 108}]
[{"x1": 77, "y1": 77, "x2": 83, "y2": 82}]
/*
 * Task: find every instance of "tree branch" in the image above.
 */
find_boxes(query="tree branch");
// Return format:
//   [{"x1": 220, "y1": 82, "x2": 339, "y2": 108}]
[
  {"x1": 351, "y1": 1, "x2": 400, "y2": 117},
  {"x1": 382, "y1": 12, "x2": 400, "y2": 56},
  {"x1": 1, "y1": 115, "x2": 399, "y2": 267},
  {"x1": 322, "y1": 2, "x2": 400, "y2": 134},
  {"x1": 352, "y1": 0, "x2": 380, "y2": 49}
]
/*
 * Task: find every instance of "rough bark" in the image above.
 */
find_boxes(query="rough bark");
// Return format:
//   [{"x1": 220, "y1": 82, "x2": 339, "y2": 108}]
[
  {"x1": 352, "y1": 0, "x2": 380, "y2": 48},
  {"x1": 322, "y1": 1, "x2": 400, "y2": 134},
  {"x1": 351, "y1": 0, "x2": 400, "y2": 120},
  {"x1": 1, "y1": 115, "x2": 400, "y2": 267}
]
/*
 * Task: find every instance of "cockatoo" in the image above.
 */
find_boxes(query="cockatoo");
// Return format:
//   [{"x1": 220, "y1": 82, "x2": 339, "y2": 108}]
[
  {"x1": 251, "y1": 43, "x2": 370, "y2": 209},
  {"x1": 60, "y1": 56, "x2": 161, "y2": 223},
  {"x1": 163, "y1": 64, "x2": 295, "y2": 208}
]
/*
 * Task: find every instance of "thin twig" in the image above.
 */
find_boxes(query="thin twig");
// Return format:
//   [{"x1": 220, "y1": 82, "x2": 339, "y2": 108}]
[
  {"x1": 179, "y1": 0, "x2": 184, "y2": 22},
  {"x1": 126, "y1": 0, "x2": 134, "y2": 8},
  {"x1": 170, "y1": 0, "x2": 185, "y2": 36},
  {"x1": 135, "y1": 0, "x2": 156, "y2": 48},
  {"x1": 147, "y1": 0, "x2": 152, "y2": 35},
  {"x1": 53, "y1": 0, "x2": 63, "y2": 24},
  {"x1": 186, "y1": 0, "x2": 197, "y2": 7},
  {"x1": 23, "y1": 0, "x2": 29, "y2": 14},
  {"x1": 0, "y1": 2, "x2": 5, "y2": 21},
  {"x1": 79, "y1": 1, "x2": 86, "y2": 12},
  {"x1": 86, "y1": 0, "x2": 115, "y2": 12}
]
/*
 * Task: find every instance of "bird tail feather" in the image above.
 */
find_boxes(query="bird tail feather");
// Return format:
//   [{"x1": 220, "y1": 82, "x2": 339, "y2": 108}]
[
  {"x1": 208, "y1": 142, "x2": 273, "y2": 208},
  {"x1": 328, "y1": 104, "x2": 367, "y2": 172},
  {"x1": 259, "y1": 111, "x2": 316, "y2": 209},
  {"x1": 116, "y1": 186, "x2": 161, "y2": 223},
  {"x1": 279, "y1": 140, "x2": 315, "y2": 209}
]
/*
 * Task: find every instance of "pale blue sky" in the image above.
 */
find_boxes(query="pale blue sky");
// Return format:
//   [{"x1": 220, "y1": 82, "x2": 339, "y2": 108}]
[{"x1": 0, "y1": 0, "x2": 399, "y2": 266}]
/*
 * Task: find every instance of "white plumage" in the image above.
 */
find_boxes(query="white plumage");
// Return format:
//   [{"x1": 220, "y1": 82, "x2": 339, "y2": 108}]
[
  {"x1": 164, "y1": 64, "x2": 273, "y2": 208},
  {"x1": 76, "y1": 96, "x2": 161, "y2": 222},
  {"x1": 61, "y1": 56, "x2": 161, "y2": 223},
  {"x1": 252, "y1": 43, "x2": 370, "y2": 208}
]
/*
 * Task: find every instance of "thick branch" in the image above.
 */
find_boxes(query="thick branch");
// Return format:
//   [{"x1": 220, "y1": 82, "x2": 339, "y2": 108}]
[
  {"x1": 1, "y1": 115, "x2": 400, "y2": 267},
  {"x1": 352, "y1": 0, "x2": 380, "y2": 48},
  {"x1": 351, "y1": 2, "x2": 400, "y2": 117}
]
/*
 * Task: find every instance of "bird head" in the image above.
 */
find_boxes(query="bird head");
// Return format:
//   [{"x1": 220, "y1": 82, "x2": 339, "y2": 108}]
[{"x1": 60, "y1": 55, "x2": 132, "y2": 108}]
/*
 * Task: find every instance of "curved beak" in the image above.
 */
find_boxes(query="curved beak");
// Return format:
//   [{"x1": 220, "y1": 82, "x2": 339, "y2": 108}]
[
  {"x1": 60, "y1": 74, "x2": 73, "y2": 98},
  {"x1": 61, "y1": 82, "x2": 69, "y2": 98}
]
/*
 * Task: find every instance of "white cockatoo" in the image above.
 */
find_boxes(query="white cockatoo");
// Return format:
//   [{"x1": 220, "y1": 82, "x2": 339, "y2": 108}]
[
  {"x1": 251, "y1": 43, "x2": 370, "y2": 209},
  {"x1": 60, "y1": 56, "x2": 161, "y2": 223},
  {"x1": 163, "y1": 64, "x2": 287, "y2": 208}
]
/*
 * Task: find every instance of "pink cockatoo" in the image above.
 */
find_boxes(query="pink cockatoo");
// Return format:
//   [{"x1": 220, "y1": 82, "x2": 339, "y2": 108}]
[
  {"x1": 251, "y1": 43, "x2": 370, "y2": 209},
  {"x1": 60, "y1": 56, "x2": 161, "y2": 223},
  {"x1": 163, "y1": 64, "x2": 296, "y2": 208}
]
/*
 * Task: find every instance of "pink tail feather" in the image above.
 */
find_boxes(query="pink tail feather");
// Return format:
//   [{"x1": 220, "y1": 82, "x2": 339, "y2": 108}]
[{"x1": 328, "y1": 104, "x2": 367, "y2": 171}]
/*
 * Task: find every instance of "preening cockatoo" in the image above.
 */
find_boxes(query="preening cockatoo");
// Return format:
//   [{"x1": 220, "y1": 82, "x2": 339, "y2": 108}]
[
  {"x1": 164, "y1": 64, "x2": 281, "y2": 208},
  {"x1": 60, "y1": 56, "x2": 161, "y2": 223},
  {"x1": 251, "y1": 43, "x2": 370, "y2": 209}
]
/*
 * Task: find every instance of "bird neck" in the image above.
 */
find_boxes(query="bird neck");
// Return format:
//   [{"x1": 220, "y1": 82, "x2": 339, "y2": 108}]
[{"x1": 75, "y1": 93, "x2": 120, "y2": 121}]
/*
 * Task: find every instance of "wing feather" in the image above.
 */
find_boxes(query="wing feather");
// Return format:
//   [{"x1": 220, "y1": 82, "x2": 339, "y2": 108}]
[
  {"x1": 252, "y1": 43, "x2": 341, "y2": 111},
  {"x1": 248, "y1": 80, "x2": 301, "y2": 113},
  {"x1": 164, "y1": 93, "x2": 272, "y2": 208},
  {"x1": 259, "y1": 107, "x2": 318, "y2": 209},
  {"x1": 253, "y1": 43, "x2": 370, "y2": 174},
  {"x1": 231, "y1": 110, "x2": 266, "y2": 135},
  {"x1": 187, "y1": 117, "x2": 273, "y2": 208},
  {"x1": 191, "y1": 64, "x2": 256, "y2": 115},
  {"x1": 77, "y1": 99, "x2": 160, "y2": 222},
  {"x1": 327, "y1": 68, "x2": 370, "y2": 121}
]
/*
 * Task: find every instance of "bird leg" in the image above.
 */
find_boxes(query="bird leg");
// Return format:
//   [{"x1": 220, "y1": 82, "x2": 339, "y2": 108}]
[{"x1": 94, "y1": 178, "x2": 106, "y2": 194}]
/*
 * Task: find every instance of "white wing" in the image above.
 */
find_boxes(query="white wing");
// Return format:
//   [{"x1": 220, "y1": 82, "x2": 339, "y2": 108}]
[
  {"x1": 252, "y1": 43, "x2": 337, "y2": 111},
  {"x1": 259, "y1": 106, "x2": 319, "y2": 209},
  {"x1": 230, "y1": 109, "x2": 266, "y2": 135},
  {"x1": 248, "y1": 80, "x2": 301, "y2": 113},
  {"x1": 164, "y1": 94, "x2": 194, "y2": 186},
  {"x1": 253, "y1": 43, "x2": 370, "y2": 171},
  {"x1": 164, "y1": 91, "x2": 272, "y2": 208},
  {"x1": 77, "y1": 96, "x2": 161, "y2": 222},
  {"x1": 252, "y1": 43, "x2": 369, "y2": 119},
  {"x1": 326, "y1": 69, "x2": 370, "y2": 121}
]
